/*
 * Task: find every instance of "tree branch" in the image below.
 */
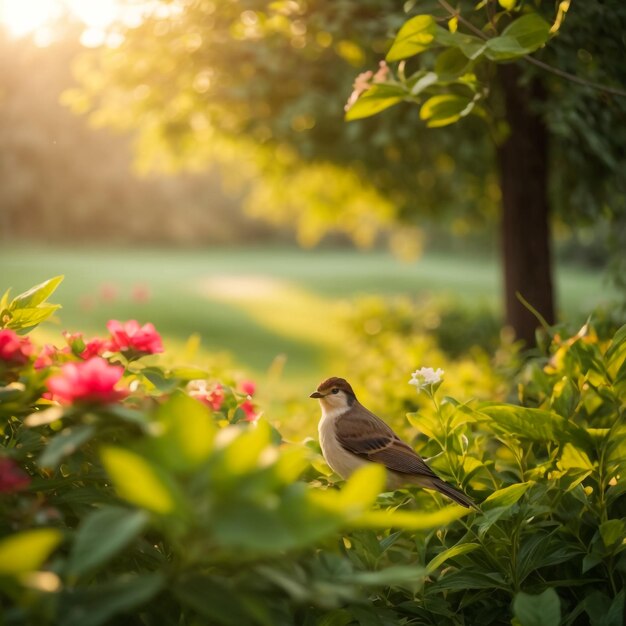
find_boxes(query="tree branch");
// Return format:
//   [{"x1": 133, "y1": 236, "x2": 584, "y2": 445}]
[{"x1": 522, "y1": 56, "x2": 626, "y2": 98}]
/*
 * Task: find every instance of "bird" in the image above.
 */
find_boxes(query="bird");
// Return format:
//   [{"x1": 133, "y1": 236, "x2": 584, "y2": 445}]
[{"x1": 310, "y1": 376, "x2": 477, "y2": 509}]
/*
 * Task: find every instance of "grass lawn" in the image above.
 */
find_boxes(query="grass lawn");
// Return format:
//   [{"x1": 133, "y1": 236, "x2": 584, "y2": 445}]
[{"x1": 0, "y1": 245, "x2": 616, "y2": 385}]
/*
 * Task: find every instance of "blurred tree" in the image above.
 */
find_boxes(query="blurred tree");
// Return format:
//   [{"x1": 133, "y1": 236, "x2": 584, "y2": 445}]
[
  {"x1": 66, "y1": 0, "x2": 626, "y2": 341},
  {"x1": 0, "y1": 28, "x2": 273, "y2": 246},
  {"x1": 344, "y1": 0, "x2": 626, "y2": 341}
]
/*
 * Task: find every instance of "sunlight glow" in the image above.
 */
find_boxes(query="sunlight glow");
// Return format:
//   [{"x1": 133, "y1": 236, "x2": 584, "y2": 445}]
[
  {"x1": 0, "y1": 0, "x2": 62, "y2": 37},
  {"x1": 0, "y1": 0, "x2": 135, "y2": 46}
]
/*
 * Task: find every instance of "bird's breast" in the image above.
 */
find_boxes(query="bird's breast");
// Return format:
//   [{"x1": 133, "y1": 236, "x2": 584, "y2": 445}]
[{"x1": 318, "y1": 413, "x2": 367, "y2": 480}]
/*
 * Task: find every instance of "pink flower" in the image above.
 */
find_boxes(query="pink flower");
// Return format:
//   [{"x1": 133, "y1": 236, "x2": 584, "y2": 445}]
[
  {"x1": 107, "y1": 320, "x2": 163, "y2": 355},
  {"x1": 373, "y1": 60, "x2": 389, "y2": 82},
  {"x1": 0, "y1": 458, "x2": 31, "y2": 493},
  {"x1": 344, "y1": 60, "x2": 390, "y2": 112},
  {"x1": 0, "y1": 329, "x2": 33, "y2": 365},
  {"x1": 99, "y1": 283, "x2": 118, "y2": 302},
  {"x1": 187, "y1": 380, "x2": 225, "y2": 410},
  {"x1": 132, "y1": 284, "x2": 151, "y2": 303},
  {"x1": 239, "y1": 399, "x2": 258, "y2": 422},
  {"x1": 45, "y1": 357, "x2": 127, "y2": 405},
  {"x1": 81, "y1": 337, "x2": 111, "y2": 359},
  {"x1": 34, "y1": 344, "x2": 58, "y2": 370},
  {"x1": 345, "y1": 69, "x2": 373, "y2": 112},
  {"x1": 63, "y1": 331, "x2": 111, "y2": 359},
  {"x1": 239, "y1": 380, "x2": 256, "y2": 396}
]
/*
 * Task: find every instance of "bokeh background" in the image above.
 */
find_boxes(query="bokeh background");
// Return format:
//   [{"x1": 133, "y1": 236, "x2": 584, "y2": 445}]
[{"x1": 1, "y1": 0, "x2": 623, "y2": 435}]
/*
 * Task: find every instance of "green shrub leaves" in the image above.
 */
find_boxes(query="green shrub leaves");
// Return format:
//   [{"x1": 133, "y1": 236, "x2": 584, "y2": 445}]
[{"x1": 1, "y1": 277, "x2": 624, "y2": 624}]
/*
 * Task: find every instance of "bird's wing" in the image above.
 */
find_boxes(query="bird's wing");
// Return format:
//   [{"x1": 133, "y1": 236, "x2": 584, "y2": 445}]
[{"x1": 335, "y1": 406, "x2": 439, "y2": 478}]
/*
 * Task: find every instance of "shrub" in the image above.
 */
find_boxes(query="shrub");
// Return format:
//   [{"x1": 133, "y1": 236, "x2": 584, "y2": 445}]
[{"x1": 1, "y1": 277, "x2": 624, "y2": 625}]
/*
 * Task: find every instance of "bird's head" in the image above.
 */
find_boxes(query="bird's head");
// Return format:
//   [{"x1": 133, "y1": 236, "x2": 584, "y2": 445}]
[{"x1": 309, "y1": 376, "x2": 357, "y2": 412}]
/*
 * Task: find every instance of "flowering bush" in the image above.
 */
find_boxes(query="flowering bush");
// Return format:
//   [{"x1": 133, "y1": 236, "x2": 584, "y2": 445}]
[{"x1": 0, "y1": 277, "x2": 624, "y2": 626}]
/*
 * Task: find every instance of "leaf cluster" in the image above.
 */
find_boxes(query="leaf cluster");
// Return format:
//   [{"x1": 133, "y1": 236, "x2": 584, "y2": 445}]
[{"x1": 1, "y1": 277, "x2": 625, "y2": 625}]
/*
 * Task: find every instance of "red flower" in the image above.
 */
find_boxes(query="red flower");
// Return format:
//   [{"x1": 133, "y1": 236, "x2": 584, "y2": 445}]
[
  {"x1": 187, "y1": 380, "x2": 225, "y2": 410},
  {"x1": 239, "y1": 380, "x2": 256, "y2": 396},
  {"x1": 0, "y1": 329, "x2": 33, "y2": 365},
  {"x1": 46, "y1": 357, "x2": 127, "y2": 405},
  {"x1": 34, "y1": 344, "x2": 58, "y2": 370},
  {"x1": 63, "y1": 331, "x2": 111, "y2": 359},
  {"x1": 107, "y1": 320, "x2": 163, "y2": 355},
  {"x1": 81, "y1": 337, "x2": 111, "y2": 359},
  {"x1": 0, "y1": 458, "x2": 31, "y2": 493},
  {"x1": 239, "y1": 399, "x2": 258, "y2": 422}
]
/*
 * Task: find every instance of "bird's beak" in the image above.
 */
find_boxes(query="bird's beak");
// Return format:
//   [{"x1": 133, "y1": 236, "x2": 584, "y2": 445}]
[{"x1": 309, "y1": 391, "x2": 323, "y2": 399}]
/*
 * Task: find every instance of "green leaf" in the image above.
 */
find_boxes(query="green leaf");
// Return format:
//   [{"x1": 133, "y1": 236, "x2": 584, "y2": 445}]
[
  {"x1": 0, "y1": 528, "x2": 63, "y2": 575},
  {"x1": 599, "y1": 519, "x2": 625, "y2": 550},
  {"x1": 433, "y1": 569, "x2": 508, "y2": 591},
  {"x1": 0, "y1": 383, "x2": 27, "y2": 402},
  {"x1": 558, "y1": 443, "x2": 593, "y2": 471},
  {"x1": 345, "y1": 84, "x2": 405, "y2": 121},
  {"x1": 10, "y1": 275, "x2": 64, "y2": 309},
  {"x1": 420, "y1": 95, "x2": 474, "y2": 128},
  {"x1": 485, "y1": 13, "x2": 551, "y2": 61},
  {"x1": 406, "y1": 71, "x2": 439, "y2": 96},
  {"x1": 498, "y1": 0, "x2": 517, "y2": 10},
  {"x1": 38, "y1": 425, "x2": 96, "y2": 470},
  {"x1": 5, "y1": 305, "x2": 61, "y2": 333},
  {"x1": 350, "y1": 565, "x2": 427, "y2": 587},
  {"x1": 482, "y1": 482, "x2": 531, "y2": 510},
  {"x1": 386, "y1": 15, "x2": 437, "y2": 62},
  {"x1": 218, "y1": 419, "x2": 273, "y2": 475},
  {"x1": 173, "y1": 574, "x2": 264, "y2": 626},
  {"x1": 501, "y1": 13, "x2": 551, "y2": 50},
  {"x1": 606, "y1": 324, "x2": 626, "y2": 378},
  {"x1": 100, "y1": 446, "x2": 182, "y2": 514},
  {"x1": 550, "y1": 377, "x2": 580, "y2": 418},
  {"x1": 140, "y1": 366, "x2": 180, "y2": 392},
  {"x1": 0, "y1": 287, "x2": 11, "y2": 312},
  {"x1": 427, "y1": 542, "x2": 480, "y2": 573},
  {"x1": 339, "y1": 463, "x2": 386, "y2": 510},
  {"x1": 62, "y1": 573, "x2": 164, "y2": 626},
  {"x1": 316, "y1": 611, "x2": 353, "y2": 626},
  {"x1": 479, "y1": 404, "x2": 593, "y2": 450},
  {"x1": 513, "y1": 588, "x2": 561, "y2": 626},
  {"x1": 355, "y1": 505, "x2": 469, "y2": 530},
  {"x1": 68, "y1": 507, "x2": 149, "y2": 576},
  {"x1": 214, "y1": 501, "x2": 295, "y2": 552},
  {"x1": 435, "y1": 49, "x2": 471, "y2": 79},
  {"x1": 433, "y1": 28, "x2": 487, "y2": 60},
  {"x1": 152, "y1": 391, "x2": 216, "y2": 472}
]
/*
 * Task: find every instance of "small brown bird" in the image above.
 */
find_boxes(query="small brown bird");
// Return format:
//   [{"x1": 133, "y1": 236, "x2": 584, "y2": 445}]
[{"x1": 310, "y1": 376, "x2": 476, "y2": 508}]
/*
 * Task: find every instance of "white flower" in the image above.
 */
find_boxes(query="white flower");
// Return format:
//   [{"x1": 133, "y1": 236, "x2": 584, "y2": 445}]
[{"x1": 408, "y1": 367, "x2": 444, "y2": 392}]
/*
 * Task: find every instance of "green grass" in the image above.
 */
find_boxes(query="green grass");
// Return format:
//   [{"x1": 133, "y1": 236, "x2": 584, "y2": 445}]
[{"x1": 0, "y1": 246, "x2": 616, "y2": 384}]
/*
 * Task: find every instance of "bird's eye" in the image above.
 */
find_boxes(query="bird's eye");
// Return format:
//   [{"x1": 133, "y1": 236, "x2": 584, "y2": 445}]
[{"x1": 331, "y1": 388, "x2": 339, "y2": 394}]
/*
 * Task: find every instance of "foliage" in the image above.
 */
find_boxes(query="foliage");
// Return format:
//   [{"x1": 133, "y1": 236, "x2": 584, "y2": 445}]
[
  {"x1": 1, "y1": 277, "x2": 625, "y2": 625},
  {"x1": 64, "y1": 1, "x2": 626, "y2": 266},
  {"x1": 63, "y1": 0, "x2": 498, "y2": 249},
  {"x1": 343, "y1": 0, "x2": 626, "y2": 303}
]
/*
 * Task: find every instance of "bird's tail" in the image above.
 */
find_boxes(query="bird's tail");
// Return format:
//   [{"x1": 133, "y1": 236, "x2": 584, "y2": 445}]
[{"x1": 430, "y1": 478, "x2": 478, "y2": 510}]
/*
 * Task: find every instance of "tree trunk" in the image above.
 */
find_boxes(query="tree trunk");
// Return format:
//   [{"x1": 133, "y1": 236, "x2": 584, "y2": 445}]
[{"x1": 496, "y1": 64, "x2": 555, "y2": 345}]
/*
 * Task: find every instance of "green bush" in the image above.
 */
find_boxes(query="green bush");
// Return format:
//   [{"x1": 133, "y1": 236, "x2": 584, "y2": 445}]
[{"x1": 1, "y1": 278, "x2": 624, "y2": 625}]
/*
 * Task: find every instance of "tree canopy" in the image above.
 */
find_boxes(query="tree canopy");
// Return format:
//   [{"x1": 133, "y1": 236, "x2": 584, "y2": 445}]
[{"x1": 64, "y1": 0, "x2": 626, "y2": 336}]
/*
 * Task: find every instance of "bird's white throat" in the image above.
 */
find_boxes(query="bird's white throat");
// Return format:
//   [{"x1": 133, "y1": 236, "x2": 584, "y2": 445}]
[{"x1": 319, "y1": 404, "x2": 348, "y2": 421}]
